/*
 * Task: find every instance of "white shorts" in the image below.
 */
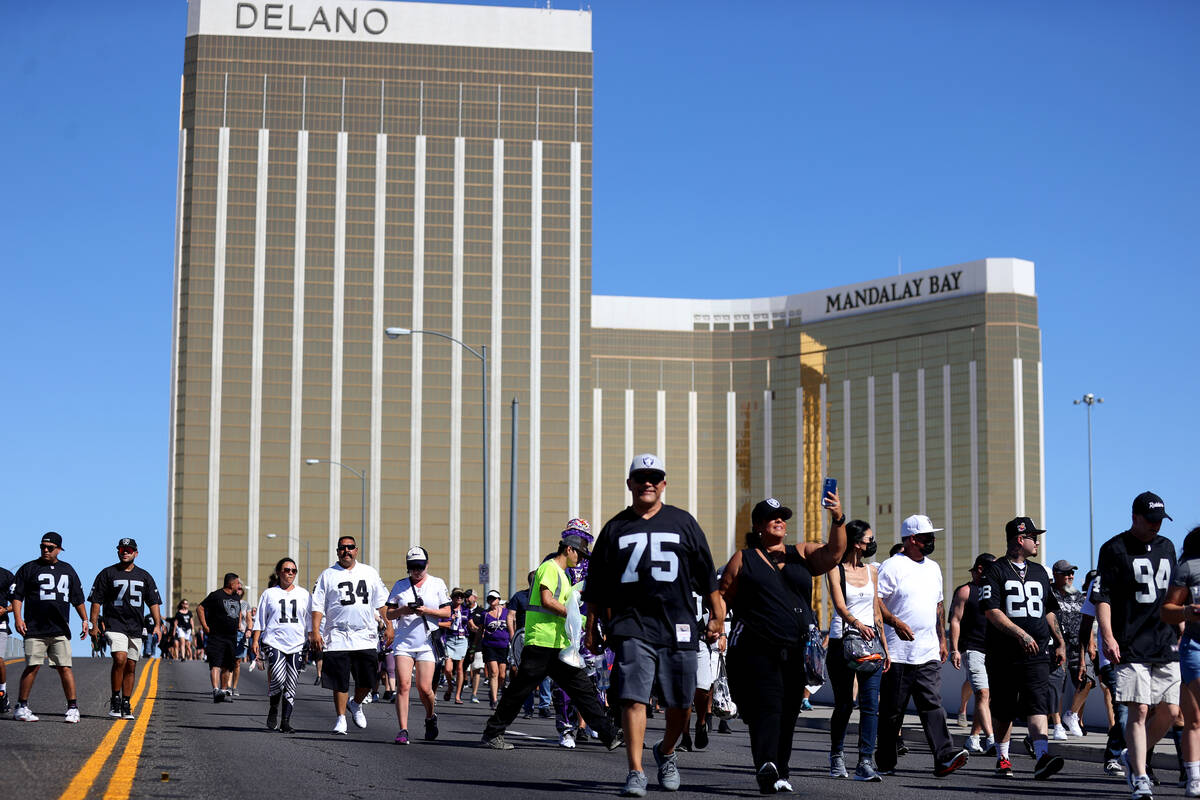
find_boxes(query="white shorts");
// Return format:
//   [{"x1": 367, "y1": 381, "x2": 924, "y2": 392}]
[
  {"x1": 1113, "y1": 661, "x2": 1180, "y2": 706},
  {"x1": 964, "y1": 649, "x2": 989, "y2": 691},
  {"x1": 175, "y1": 627, "x2": 190, "y2": 640},
  {"x1": 695, "y1": 642, "x2": 719, "y2": 690},
  {"x1": 106, "y1": 632, "x2": 142, "y2": 661},
  {"x1": 392, "y1": 644, "x2": 436, "y2": 663}
]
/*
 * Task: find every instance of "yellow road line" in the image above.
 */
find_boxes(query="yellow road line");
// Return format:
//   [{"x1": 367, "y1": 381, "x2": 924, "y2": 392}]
[
  {"x1": 103, "y1": 657, "x2": 161, "y2": 800},
  {"x1": 56, "y1": 658, "x2": 156, "y2": 800},
  {"x1": 4, "y1": 657, "x2": 22, "y2": 665}
]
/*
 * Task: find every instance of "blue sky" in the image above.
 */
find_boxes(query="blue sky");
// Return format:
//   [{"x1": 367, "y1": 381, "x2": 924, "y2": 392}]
[{"x1": 2, "y1": 1, "x2": 1198, "y2": 634}]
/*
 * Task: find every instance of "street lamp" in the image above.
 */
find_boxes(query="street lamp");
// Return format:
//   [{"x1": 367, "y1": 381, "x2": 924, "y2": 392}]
[
  {"x1": 304, "y1": 458, "x2": 367, "y2": 561},
  {"x1": 1073, "y1": 393, "x2": 1104, "y2": 570},
  {"x1": 385, "y1": 326, "x2": 489, "y2": 591}
]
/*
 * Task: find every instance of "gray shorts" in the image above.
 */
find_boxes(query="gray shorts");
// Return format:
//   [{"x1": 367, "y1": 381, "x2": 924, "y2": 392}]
[
  {"x1": 964, "y1": 649, "x2": 989, "y2": 691},
  {"x1": 615, "y1": 638, "x2": 696, "y2": 709}
]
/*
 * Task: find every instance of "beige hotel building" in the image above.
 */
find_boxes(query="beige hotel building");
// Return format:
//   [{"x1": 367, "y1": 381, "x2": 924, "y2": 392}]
[{"x1": 170, "y1": 0, "x2": 1045, "y2": 613}]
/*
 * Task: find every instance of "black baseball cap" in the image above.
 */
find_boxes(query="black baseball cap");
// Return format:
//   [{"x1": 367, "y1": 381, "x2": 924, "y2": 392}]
[
  {"x1": 41, "y1": 531, "x2": 64, "y2": 550},
  {"x1": 118, "y1": 537, "x2": 138, "y2": 550},
  {"x1": 751, "y1": 497, "x2": 793, "y2": 524},
  {"x1": 562, "y1": 533, "x2": 591, "y2": 557},
  {"x1": 972, "y1": 553, "x2": 996, "y2": 571},
  {"x1": 1133, "y1": 491, "x2": 1172, "y2": 522},
  {"x1": 1005, "y1": 517, "x2": 1046, "y2": 540}
]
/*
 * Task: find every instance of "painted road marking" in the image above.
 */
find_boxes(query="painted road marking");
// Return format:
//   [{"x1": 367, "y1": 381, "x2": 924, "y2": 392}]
[{"x1": 103, "y1": 657, "x2": 162, "y2": 800}]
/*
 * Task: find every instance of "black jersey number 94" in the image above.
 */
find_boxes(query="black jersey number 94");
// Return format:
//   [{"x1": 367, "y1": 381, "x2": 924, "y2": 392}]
[
  {"x1": 1132, "y1": 557, "x2": 1170, "y2": 604},
  {"x1": 337, "y1": 580, "x2": 370, "y2": 606}
]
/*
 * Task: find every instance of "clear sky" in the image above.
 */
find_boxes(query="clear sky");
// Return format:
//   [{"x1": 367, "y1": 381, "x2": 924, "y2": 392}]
[{"x1": 2, "y1": 1, "x2": 1198, "y2": 639}]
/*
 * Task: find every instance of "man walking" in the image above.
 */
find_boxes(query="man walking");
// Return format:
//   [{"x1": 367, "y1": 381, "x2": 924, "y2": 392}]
[
  {"x1": 584, "y1": 454, "x2": 724, "y2": 797},
  {"x1": 1094, "y1": 491, "x2": 1180, "y2": 800},
  {"x1": 948, "y1": 552, "x2": 996, "y2": 755},
  {"x1": 197, "y1": 573, "x2": 243, "y2": 703},
  {"x1": 88, "y1": 537, "x2": 163, "y2": 719},
  {"x1": 10, "y1": 532, "x2": 90, "y2": 722},
  {"x1": 979, "y1": 517, "x2": 1067, "y2": 779},
  {"x1": 875, "y1": 515, "x2": 968, "y2": 777},
  {"x1": 311, "y1": 535, "x2": 391, "y2": 735},
  {"x1": 0, "y1": 565, "x2": 15, "y2": 713}
]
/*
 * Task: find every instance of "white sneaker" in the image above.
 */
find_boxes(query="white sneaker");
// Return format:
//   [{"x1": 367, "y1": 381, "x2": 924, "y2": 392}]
[
  {"x1": 333, "y1": 714, "x2": 348, "y2": 735},
  {"x1": 559, "y1": 731, "x2": 576, "y2": 749},
  {"x1": 957, "y1": 712, "x2": 969, "y2": 727},
  {"x1": 14, "y1": 706, "x2": 38, "y2": 722},
  {"x1": 65, "y1": 707, "x2": 81, "y2": 724},
  {"x1": 1052, "y1": 724, "x2": 1068, "y2": 740},
  {"x1": 1186, "y1": 779, "x2": 1200, "y2": 798},
  {"x1": 966, "y1": 734, "x2": 983, "y2": 753},
  {"x1": 1063, "y1": 711, "x2": 1084, "y2": 737},
  {"x1": 347, "y1": 699, "x2": 367, "y2": 728}
]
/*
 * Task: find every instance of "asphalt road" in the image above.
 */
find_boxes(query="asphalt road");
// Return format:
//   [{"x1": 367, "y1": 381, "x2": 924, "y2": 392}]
[{"x1": 2, "y1": 656, "x2": 1147, "y2": 799}]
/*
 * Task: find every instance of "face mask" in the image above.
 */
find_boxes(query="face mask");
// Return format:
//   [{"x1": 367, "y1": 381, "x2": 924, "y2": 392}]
[
  {"x1": 920, "y1": 540, "x2": 936, "y2": 556},
  {"x1": 862, "y1": 541, "x2": 878, "y2": 558}
]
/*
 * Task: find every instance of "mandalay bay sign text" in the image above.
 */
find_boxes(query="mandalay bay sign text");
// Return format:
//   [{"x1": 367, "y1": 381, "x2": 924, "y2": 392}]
[
  {"x1": 824, "y1": 270, "x2": 965, "y2": 314},
  {"x1": 234, "y1": 3, "x2": 388, "y2": 34}
]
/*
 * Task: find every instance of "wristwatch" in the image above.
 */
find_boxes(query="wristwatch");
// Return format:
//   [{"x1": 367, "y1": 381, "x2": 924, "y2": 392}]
[{"x1": 833, "y1": 514, "x2": 847, "y2": 526}]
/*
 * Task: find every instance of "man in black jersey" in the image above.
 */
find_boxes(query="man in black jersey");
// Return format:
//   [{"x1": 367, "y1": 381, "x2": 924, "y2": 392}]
[
  {"x1": 198, "y1": 573, "x2": 244, "y2": 703},
  {"x1": 1094, "y1": 491, "x2": 1180, "y2": 800},
  {"x1": 10, "y1": 532, "x2": 90, "y2": 722},
  {"x1": 89, "y1": 538, "x2": 164, "y2": 719},
  {"x1": 584, "y1": 453, "x2": 724, "y2": 797},
  {"x1": 949, "y1": 552, "x2": 995, "y2": 754},
  {"x1": 979, "y1": 518, "x2": 1067, "y2": 780},
  {"x1": 0, "y1": 565, "x2": 15, "y2": 713}
]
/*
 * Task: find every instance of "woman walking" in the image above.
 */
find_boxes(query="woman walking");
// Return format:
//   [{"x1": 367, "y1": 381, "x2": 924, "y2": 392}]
[
  {"x1": 441, "y1": 589, "x2": 469, "y2": 703},
  {"x1": 826, "y1": 519, "x2": 889, "y2": 781},
  {"x1": 385, "y1": 546, "x2": 452, "y2": 744},
  {"x1": 1163, "y1": 526, "x2": 1200, "y2": 797},
  {"x1": 481, "y1": 590, "x2": 511, "y2": 709},
  {"x1": 251, "y1": 558, "x2": 311, "y2": 733},
  {"x1": 721, "y1": 492, "x2": 847, "y2": 794}
]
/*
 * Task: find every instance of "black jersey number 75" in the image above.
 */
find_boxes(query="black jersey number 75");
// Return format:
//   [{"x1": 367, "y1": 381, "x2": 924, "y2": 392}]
[
  {"x1": 618, "y1": 532, "x2": 680, "y2": 583},
  {"x1": 337, "y1": 580, "x2": 370, "y2": 606}
]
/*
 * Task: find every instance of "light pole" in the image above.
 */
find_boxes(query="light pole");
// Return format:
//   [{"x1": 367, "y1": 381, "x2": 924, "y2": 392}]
[
  {"x1": 304, "y1": 458, "x2": 367, "y2": 561},
  {"x1": 1073, "y1": 392, "x2": 1103, "y2": 570},
  {"x1": 385, "y1": 326, "x2": 489, "y2": 592}
]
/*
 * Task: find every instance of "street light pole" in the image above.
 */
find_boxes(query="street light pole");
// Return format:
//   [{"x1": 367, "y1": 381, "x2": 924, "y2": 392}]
[
  {"x1": 1073, "y1": 393, "x2": 1103, "y2": 570},
  {"x1": 385, "y1": 327, "x2": 490, "y2": 592},
  {"x1": 304, "y1": 458, "x2": 367, "y2": 561}
]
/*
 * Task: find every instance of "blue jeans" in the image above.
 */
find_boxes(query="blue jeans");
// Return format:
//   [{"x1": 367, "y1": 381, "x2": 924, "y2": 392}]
[
  {"x1": 1180, "y1": 637, "x2": 1200, "y2": 685},
  {"x1": 827, "y1": 638, "x2": 882, "y2": 757},
  {"x1": 1100, "y1": 663, "x2": 1128, "y2": 761}
]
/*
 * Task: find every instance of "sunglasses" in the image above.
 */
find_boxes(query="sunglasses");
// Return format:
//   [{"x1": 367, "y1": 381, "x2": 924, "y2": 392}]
[
  {"x1": 281, "y1": 567, "x2": 298, "y2": 574},
  {"x1": 630, "y1": 472, "x2": 664, "y2": 484},
  {"x1": 40, "y1": 544, "x2": 58, "y2": 551},
  {"x1": 336, "y1": 544, "x2": 357, "y2": 551},
  {"x1": 118, "y1": 547, "x2": 136, "y2": 554}
]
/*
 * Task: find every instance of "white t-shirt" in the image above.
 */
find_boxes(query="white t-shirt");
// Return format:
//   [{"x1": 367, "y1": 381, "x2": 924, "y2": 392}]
[
  {"x1": 1080, "y1": 576, "x2": 1108, "y2": 668},
  {"x1": 387, "y1": 575, "x2": 451, "y2": 652},
  {"x1": 877, "y1": 553, "x2": 944, "y2": 664},
  {"x1": 254, "y1": 585, "x2": 312, "y2": 654},
  {"x1": 311, "y1": 562, "x2": 388, "y2": 652}
]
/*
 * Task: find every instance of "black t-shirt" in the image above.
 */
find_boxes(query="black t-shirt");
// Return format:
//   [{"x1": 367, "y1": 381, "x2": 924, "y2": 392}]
[
  {"x1": 582, "y1": 504, "x2": 719, "y2": 650},
  {"x1": 1093, "y1": 530, "x2": 1178, "y2": 664},
  {"x1": 507, "y1": 588, "x2": 531, "y2": 631},
  {"x1": 979, "y1": 558, "x2": 1060, "y2": 664},
  {"x1": 957, "y1": 582, "x2": 989, "y2": 652},
  {"x1": 0, "y1": 567, "x2": 15, "y2": 634},
  {"x1": 200, "y1": 589, "x2": 242, "y2": 640},
  {"x1": 89, "y1": 564, "x2": 162, "y2": 637},
  {"x1": 12, "y1": 558, "x2": 85, "y2": 638},
  {"x1": 469, "y1": 606, "x2": 486, "y2": 643},
  {"x1": 174, "y1": 610, "x2": 193, "y2": 632},
  {"x1": 728, "y1": 545, "x2": 814, "y2": 648}
]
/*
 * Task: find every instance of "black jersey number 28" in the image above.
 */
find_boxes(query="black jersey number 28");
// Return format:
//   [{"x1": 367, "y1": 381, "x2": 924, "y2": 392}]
[{"x1": 336, "y1": 580, "x2": 370, "y2": 606}]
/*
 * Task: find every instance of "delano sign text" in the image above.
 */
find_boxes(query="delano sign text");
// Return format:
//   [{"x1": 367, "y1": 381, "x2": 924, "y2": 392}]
[
  {"x1": 824, "y1": 270, "x2": 964, "y2": 314},
  {"x1": 235, "y1": 3, "x2": 389, "y2": 35}
]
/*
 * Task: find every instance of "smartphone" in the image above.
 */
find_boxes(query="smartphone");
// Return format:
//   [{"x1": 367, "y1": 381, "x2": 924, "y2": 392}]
[{"x1": 821, "y1": 477, "x2": 838, "y2": 508}]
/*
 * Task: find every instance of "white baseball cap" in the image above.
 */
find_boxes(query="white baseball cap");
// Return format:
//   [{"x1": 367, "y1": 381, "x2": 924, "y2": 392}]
[
  {"x1": 628, "y1": 453, "x2": 666, "y2": 479},
  {"x1": 900, "y1": 514, "x2": 943, "y2": 538}
]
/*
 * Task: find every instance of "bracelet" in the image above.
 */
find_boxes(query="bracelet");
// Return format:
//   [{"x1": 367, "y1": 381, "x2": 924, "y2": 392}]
[{"x1": 833, "y1": 514, "x2": 847, "y2": 526}]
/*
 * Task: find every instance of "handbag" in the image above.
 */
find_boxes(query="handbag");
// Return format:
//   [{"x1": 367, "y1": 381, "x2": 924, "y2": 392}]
[
  {"x1": 839, "y1": 564, "x2": 885, "y2": 673},
  {"x1": 712, "y1": 652, "x2": 738, "y2": 719},
  {"x1": 803, "y1": 622, "x2": 827, "y2": 686}
]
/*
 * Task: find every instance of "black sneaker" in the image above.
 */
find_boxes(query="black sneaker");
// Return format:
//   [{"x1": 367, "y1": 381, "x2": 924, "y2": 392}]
[
  {"x1": 267, "y1": 704, "x2": 280, "y2": 730},
  {"x1": 121, "y1": 699, "x2": 134, "y2": 720},
  {"x1": 1033, "y1": 753, "x2": 1064, "y2": 780},
  {"x1": 108, "y1": 696, "x2": 123, "y2": 718},
  {"x1": 1023, "y1": 735, "x2": 1035, "y2": 757},
  {"x1": 0, "y1": 692, "x2": 10, "y2": 714},
  {"x1": 718, "y1": 719, "x2": 733, "y2": 734},
  {"x1": 896, "y1": 740, "x2": 909, "y2": 757},
  {"x1": 279, "y1": 719, "x2": 296, "y2": 734},
  {"x1": 480, "y1": 733, "x2": 515, "y2": 750},
  {"x1": 212, "y1": 689, "x2": 225, "y2": 703},
  {"x1": 934, "y1": 748, "x2": 969, "y2": 777},
  {"x1": 756, "y1": 761, "x2": 781, "y2": 794},
  {"x1": 425, "y1": 714, "x2": 439, "y2": 741},
  {"x1": 694, "y1": 719, "x2": 709, "y2": 751},
  {"x1": 677, "y1": 730, "x2": 692, "y2": 752}
]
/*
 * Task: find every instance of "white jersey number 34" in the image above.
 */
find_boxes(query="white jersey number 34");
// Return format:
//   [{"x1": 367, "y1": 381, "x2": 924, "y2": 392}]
[{"x1": 1132, "y1": 557, "x2": 1170, "y2": 604}]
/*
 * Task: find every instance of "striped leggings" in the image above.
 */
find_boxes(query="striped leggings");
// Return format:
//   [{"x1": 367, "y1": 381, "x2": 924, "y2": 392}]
[{"x1": 265, "y1": 646, "x2": 303, "y2": 711}]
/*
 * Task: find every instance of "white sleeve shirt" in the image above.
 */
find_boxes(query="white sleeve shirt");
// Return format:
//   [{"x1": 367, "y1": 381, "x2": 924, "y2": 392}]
[
  {"x1": 313, "y1": 562, "x2": 388, "y2": 652},
  {"x1": 255, "y1": 585, "x2": 312, "y2": 654},
  {"x1": 878, "y1": 553, "x2": 943, "y2": 665}
]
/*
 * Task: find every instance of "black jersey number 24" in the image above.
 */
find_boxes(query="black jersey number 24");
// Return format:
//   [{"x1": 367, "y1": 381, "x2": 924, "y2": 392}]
[{"x1": 337, "y1": 580, "x2": 370, "y2": 606}]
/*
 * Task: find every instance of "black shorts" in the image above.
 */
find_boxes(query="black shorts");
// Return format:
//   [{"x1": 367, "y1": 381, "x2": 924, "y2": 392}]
[
  {"x1": 321, "y1": 649, "x2": 378, "y2": 694},
  {"x1": 483, "y1": 644, "x2": 509, "y2": 664},
  {"x1": 206, "y1": 635, "x2": 238, "y2": 671},
  {"x1": 987, "y1": 655, "x2": 1051, "y2": 718}
]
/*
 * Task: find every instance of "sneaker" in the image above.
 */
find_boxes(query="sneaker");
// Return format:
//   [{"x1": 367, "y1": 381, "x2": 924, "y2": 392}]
[
  {"x1": 394, "y1": 728, "x2": 409, "y2": 745},
  {"x1": 108, "y1": 696, "x2": 123, "y2": 718},
  {"x1": 984, "y1": 736, "x2": 996, "y2": 755},
  {"x1": 333, "y1": 714, "x2": 348, "y2": 735},
  {"x1": 347, "y1": 699, "x2": 367, "y2": 728},
  {"x1": 1052, "y1": 724, "x2": 1068, "y2": 741},
  {"x1": 896, "y1": 739, "x2": 909, "y2": 757},
  {"x1": 212, "y1": 689, "x2": 225, "y2": 703},
  {"x1": 1119, "y1": 750, "x2": 1136, "y2": 789},
  {"x1": 800, "y1": 699, "x2": 813, "y2": 712},
  {"x1": 602, "y1": 731, "x2": 624, "y2": 751},
  {"x1": 677, "y1": 730, "x2": 692, "y2": 752},
  {"x1": 694, "y1": 719, "x2": 709, "y2": 751},
  {"x1": 996, "y1": 757, "x2": 1013, "y2": 777},
  {"x1": 1063, "y1": 710, "x2": 1084, "y2": 737},
  {"x1": 653, "y1": 741, "x2": 681, "y2": 791},
  {"x1": 65, "y1": 707, "x2": 80, "y2": 724},
  {"x1": 279, "y1": 718, "x2": 295, "y2": 734},
  {"x1": 267, "y1": 705, "x2": 280, "y2": 730},
  {"x1": 1105, "y1": 760, "x2": 1126, "y2": 778},
  {"x1": 773, "y1": 777, "x2": 794, "y2": 792},
  {"x1": 247, "y1": 659, "x2": 256, "y2": 672},
  {"x1": 1034, "y1": 753, "x2": 1065, "y2": 780},
  {"x1": 470, "y1": 697, "x2": 481, "y2": 704},
  {"x1": 480, "y1": 733, "x2": 515, "y2": 750},
  {"x1": 1023, "y1": 735, "x2": 1034, "y2": 758},
  {"x1": 0, "y1": 692, "x2": 9, "y2": 714},
  {"x1": 1132, "y1": 775, "x2": 1154, "y2": 800},
  {"x1": 718, "y1": 719, "x2": 733, "y2": 734},
  {"x1": 121, "y1": 699, "x2": 134, "y2": 720},
  {"x1": 224, "y1": 689, "x2": 234, "y2": 702},
  {"x1": 965, "y1": 734, "x2": 983, "y2": 753},
  {"x1": 854, "y1": 759, "x2": 883, "y2": 782},
  {"x1": 957, "y1": 712, "x2": 969, "y2": 727},
  {"x1": 934, "y1": 748, "x2": 969, "y2": 777},
  {"x1": 1185, "y1": 778, "x2": 1200, "y2": 798},
  {"x1": 425, "y1": 715, "x2": 439, "y2": 741},
  {"x1": 620, "y1": 770, "x2": 649, "y2": 797},
  {"x1": 830, "y1": 752, "x2": 848, "y2": 778},
  {"x1": 756, "y1": 762, "x2": 781, "y2": 794},
  {"x1": 232, "y1": 690, "x2": 240, "y2": 697},
  {"x1": 559, "y1": 731, "x2": 576, "y2": 749}
]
